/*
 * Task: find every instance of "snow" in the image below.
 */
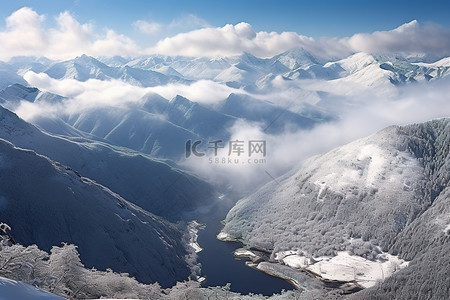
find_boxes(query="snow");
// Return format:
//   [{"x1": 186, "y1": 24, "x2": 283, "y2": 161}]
[
  {"x1": 282, "y1": 255, "x2": 309, "y2": 269},
  {"x1": 188, "y1": 221, "x2": 203, "y2": 253},
  {"x1": 234, "y1": 248, "x2": 257, "y2": 258},
  {"x1": 412, "y1": 57, "x2": 450, "y2": 68},
  {"x1": 324, "y1": 52, "x2": 377, "y2": 75},
  {"x1": 276, "y1": 250, "x2": 408, "y2": 288},
  {"x1": 356, "y1": 144, "x2": 387, "y2": 186},
  {"x1": 216, "y1": 231, "x2": 235, "y2": 241},
  {"x1": 304, "y1": 137, "x2": 422, "y2": 196},
  {"x1": 0, "y1": 277, "x2": 66, "y2": 300},
  {"x1": 445, "y1": 224, "x2": 450, "y2": 234}
]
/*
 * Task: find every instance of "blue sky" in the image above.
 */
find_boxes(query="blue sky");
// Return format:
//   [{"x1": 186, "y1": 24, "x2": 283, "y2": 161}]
[
  {"x1": 2, "y1": 0, "x2": 450, "y2": 40},
  {"x1": 0, "y1": 0, "x2": 450, "y2": 60}
]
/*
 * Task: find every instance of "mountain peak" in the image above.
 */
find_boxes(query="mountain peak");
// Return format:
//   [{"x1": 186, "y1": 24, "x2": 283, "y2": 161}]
[
  {"x1": 273, "y1": 47, "x2": 322, "y2": 69},
  {"x1": 0, "y1": 83, "x2": 39, "y2": 103},
  {"x1": 73, "y1": 54, "x2": 108, "y2": 68}
]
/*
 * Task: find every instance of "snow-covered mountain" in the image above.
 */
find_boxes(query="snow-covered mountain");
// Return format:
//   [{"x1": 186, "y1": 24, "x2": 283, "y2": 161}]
[
  {"x1": 98, "y1": 50, "x2": 450, "y2": 89},
  {"x1": 0, "y1": 48, "x2": 449, "y2": 298},
  {"x1": 220, "y1": 118, "x2": 449, "y2": 293},
  {"x1": 0, "y1": 138, "x2": 193, "y2": 287},
  {"x1": 42, "y1": 54, "x2": 189, "y2": 87},
  {"x1": 1, "y1": 49, "x2": 448, "y2": 92},
  {"x1": 0, "y1": 83, "x2": 65, "y2": 105},
  {"x1": 0, "y1": 104, "x2": 215, "y2": 219}
]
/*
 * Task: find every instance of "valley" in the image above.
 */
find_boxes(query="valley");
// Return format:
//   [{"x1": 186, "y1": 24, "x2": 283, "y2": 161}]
[{"x1": 0, "y1": 47, "x2": 449, "y2": 299}]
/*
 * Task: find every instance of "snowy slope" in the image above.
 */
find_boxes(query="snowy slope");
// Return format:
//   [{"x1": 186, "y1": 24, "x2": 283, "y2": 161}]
[
  {"x1": 221, "y1": 118, "x2": 449, "y2": 289},
  {"x1": 321, "y1": 53, "x2": 450, "y2": 87},
  {"x1": 0, "y1": 138, "x2": 192, "y2": 287},
  {"x1": 0, "y1": 277, "x2": 66, "y2": 300},
  {"x1": 271, "y1": 48, "x2": 323, "y2": 70},
  {"x1": 0, "y1": 105, "x2": 215, "y2": 219},
  {"x1": 63, "y1": 106, "x2": 200, "y2": 159}
]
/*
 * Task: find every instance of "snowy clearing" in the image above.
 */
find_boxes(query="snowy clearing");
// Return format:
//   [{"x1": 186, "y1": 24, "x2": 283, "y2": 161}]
[{"x1": 275, "y1": 250, "x2": 408, "y2": 288}]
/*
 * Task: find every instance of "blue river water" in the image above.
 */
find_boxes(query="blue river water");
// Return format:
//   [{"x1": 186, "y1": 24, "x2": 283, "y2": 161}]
[{"x1": 195, "y1": 200, "x2": 295, "y2": 296}]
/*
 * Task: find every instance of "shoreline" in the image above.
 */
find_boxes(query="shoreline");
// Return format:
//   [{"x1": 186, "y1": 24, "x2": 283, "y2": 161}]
[{"x1": 218, "y1": 232, "x2": 365, "y2": 294}]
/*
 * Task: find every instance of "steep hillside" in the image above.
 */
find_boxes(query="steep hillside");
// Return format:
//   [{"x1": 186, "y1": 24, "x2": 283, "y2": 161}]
[
  {"x1": 0, "y1": 138, "x2": 192, "y2": 287},
  {"x1": 0, "y1": 105, "x2": 215, "y2": 219},
  {"x1": 221, "y1": 118, "x2": 449, "y2": 292}
]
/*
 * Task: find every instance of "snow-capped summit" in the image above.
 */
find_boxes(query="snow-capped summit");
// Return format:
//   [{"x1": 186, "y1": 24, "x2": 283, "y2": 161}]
[{"x1": 272, "y1": 48, "x2": 323, "y2": 70}]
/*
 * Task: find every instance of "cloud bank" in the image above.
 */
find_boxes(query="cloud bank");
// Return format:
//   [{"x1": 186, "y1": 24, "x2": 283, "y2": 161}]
[
  {"x1": 179, "y1": 78, "x2": 450, "y2": 191},
  {"x1": 1, "y1": 8, "x2": 450, "y2": 61}
]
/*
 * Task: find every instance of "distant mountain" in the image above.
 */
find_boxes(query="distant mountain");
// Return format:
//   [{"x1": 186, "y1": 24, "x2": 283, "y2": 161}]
[
  {"x1": 43, "y1": 54, "x2": 188, "y2": 87},
  {"x1": 221, "y1": 118, "x2": 449, "y2": 294},
  {"x1": 2, "y1": 50, "x2": 449, "y2": 91},
  {"x1": 126, "y1": 55, "x2": 232, "y2": 80},
  {"x1": 108, "y1": 50, "x2": 450, "y2": 89},
  {"x1": 320, "y1": 52, "x2": 450, "y2": 88},
  {"x1": 0, "y1": 138, "x2": 192, "y2": 287},
  {"x1": 218, "y1": 93, "x2": 319, "y2": 133}
]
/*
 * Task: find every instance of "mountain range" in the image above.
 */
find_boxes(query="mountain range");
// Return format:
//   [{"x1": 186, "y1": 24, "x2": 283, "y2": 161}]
[{"x1": 0, "y1": 48, "x2": 449, "y2": 299}]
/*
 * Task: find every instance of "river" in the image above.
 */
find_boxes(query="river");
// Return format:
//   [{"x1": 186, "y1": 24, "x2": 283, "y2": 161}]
[{"x1": 195, "y1": 197, "x2": 295, "y2": 296}]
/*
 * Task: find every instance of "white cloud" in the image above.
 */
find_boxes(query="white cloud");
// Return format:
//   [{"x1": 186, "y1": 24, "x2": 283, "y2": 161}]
[
  {"x1": 133, "y1": 20, "x2": 162, "y2": 35},
  {"x1": 148, "y1": 22, "x2": 317, "y2": 58},
  {"x1": 21, "y1": 71, "x2": 152, "y2": 118},
  {"x1": 0, "y1": 7, "x2": 47, "y2": 58},
  {"x1": 0, "y1": 7, "x2": 142, "y2": 61},
  {"x1": 347, "y1": 20, "x2": 450, "y2": 56}
]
